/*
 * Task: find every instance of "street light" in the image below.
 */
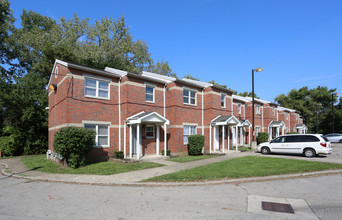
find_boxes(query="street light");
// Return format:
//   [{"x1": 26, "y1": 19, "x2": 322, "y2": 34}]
[
  {"x1": 252, "y1": 67, "x2": 263, "y2": 144},
  {"x1": 332, "y1": 92, "x2": 339, "y2": 133}
]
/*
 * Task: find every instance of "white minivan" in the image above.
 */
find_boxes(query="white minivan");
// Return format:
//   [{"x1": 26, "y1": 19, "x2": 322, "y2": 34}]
[{"x1": 257, "y1": 134, "x2": 332, "y2": 157}]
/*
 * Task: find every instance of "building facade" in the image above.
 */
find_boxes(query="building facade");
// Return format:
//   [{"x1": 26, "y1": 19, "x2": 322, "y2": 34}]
[{"x1": 48, "y1": 60, "x2": 305, "y2": 160}]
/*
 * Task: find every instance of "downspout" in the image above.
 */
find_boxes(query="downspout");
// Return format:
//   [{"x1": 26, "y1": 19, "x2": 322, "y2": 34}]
[
  {"x1": 262, "y1": 106, "x2": 264, "y2": 132},
  {"x1": 202, "y1": 88, "x2": 205, "y2": 135},
  {"x1": 164, "y1": 84, "x2": 166, "y2": 117},
  {"x1": 118, "y1": 77, "x2": 122, "y2": 151}
]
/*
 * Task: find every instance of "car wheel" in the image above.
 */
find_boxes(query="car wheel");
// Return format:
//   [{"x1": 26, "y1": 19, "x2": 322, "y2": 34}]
[
  {"x1": 261, "y1": 147, "x2": 270, "y2": 155},
  {"x1": 304, "y1": 148, "x2": 316, "y2": 157},
  {"x1": 339, "y1": 139, "x2": 342, "y2": 143}
]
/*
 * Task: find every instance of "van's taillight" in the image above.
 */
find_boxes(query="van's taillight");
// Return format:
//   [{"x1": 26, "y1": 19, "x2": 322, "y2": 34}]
[{"x1": 320, "y1": 142, "x2": 327, "y2": 147}]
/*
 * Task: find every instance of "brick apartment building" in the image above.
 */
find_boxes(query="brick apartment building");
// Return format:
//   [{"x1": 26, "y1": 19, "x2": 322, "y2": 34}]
[{"x1": 48, "y1": 59, "x2": 306, "y2": 160}]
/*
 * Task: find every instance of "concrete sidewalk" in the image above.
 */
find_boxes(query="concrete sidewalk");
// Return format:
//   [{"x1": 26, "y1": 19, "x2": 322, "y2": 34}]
[
  {"x1": 0, "y1": 151, "x2": 254, "y2": 185},
  {"x1": 2, "y1": 150, "x2": 342, "y2": 187}
]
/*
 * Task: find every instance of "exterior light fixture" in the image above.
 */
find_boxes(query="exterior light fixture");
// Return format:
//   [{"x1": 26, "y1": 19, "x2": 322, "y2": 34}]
[
  {"x1": 252, "y1": 67, "x2": 263, "y2": 148},
  {"x1": 50, "y1": 84, "x2": 57, "y2": 92}
]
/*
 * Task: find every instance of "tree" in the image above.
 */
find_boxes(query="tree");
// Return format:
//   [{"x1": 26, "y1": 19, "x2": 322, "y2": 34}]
[
  {"x1": 9, "y1": 12, "x2": 152, "y2": 80},
  {"x1": 234, "y1": 91, "x2": 259, "y2": 99},
  {"x1": 0, "y1": 4, "x2": 155, "y2": 156},
  {"x1": 0, "y1": 0, "x2": 16, "y2": 80},
  {"x1": 183, "y1": 73, "x2": 199, "y2": 81},
  {"x1": 208, "y1": 80, "x2": 227, "y2": 88},
  {"x1": 275, "y1": 86, "x2": 340, "y2": 134},
  {"x1": 145, "y1": 59, "x2": 177, "y2": 77}
]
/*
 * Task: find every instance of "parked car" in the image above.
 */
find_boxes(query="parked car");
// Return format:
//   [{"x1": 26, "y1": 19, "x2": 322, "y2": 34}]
[
  {"x1": 324, "y1": 133, "x2": 342, "y2": 143},
  {"x1": 257, "y1": 134, "x2": 332, "y2": 157}
]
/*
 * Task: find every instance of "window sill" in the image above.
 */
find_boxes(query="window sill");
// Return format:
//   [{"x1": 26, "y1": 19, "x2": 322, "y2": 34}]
[
  {"x1": 146, "y1": 101, "x2": 155, "y2": 104},
  {"x1": 85, "y1": 95, "x2": 110, "y2": 100},
  {"x1": 183, "y1": 103, "x2": 197, "y2": 107},
  {"x1": 146, "y1": 136, "x2": 155, "y2": 139}
]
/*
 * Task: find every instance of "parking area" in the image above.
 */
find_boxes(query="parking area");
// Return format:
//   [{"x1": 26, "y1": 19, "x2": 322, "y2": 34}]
[{"x1": 257, "y1": 143, "x2": 342, "y2": 164}]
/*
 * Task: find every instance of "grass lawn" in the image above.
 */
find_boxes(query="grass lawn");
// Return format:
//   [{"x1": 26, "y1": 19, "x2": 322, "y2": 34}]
[
  {"x1": 144, "y1": 156, "x2": 342, "y2": 182},
  {"x1": 167, "y1": 155, "x2": 219, "y2": 163},
  {"x1": 21, "y1": 155, "x2": 164, "y2": 175}
]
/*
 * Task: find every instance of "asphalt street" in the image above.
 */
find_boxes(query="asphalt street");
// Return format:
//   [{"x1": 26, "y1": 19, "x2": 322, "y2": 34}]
[{"x1": 0, "y1": 143, "x2": 341, "y2": 220}]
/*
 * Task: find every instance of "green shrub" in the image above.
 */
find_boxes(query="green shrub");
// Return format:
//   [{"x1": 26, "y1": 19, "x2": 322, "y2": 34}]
[
  {"x1": 114, "y1": 151, "x2": 124, "y2": 159},
  {"x1": 257, "y1": 132, "x2": 269, "y2": 145},
  {"x1": 53, "y1": 127, "x2": 96, "y2": 168},
  {"x1": 0, "y1": 126, "x2": 22, "y2": 156},
  {"x1": 188, "y1": 134, "x2": 204, "y2": 156},
  {"x1": 161, "y1": 150, "x2": 171, "y2": 156},
  {"x1": 286, "y1": 132, "x2": 299, "y2": 134}
]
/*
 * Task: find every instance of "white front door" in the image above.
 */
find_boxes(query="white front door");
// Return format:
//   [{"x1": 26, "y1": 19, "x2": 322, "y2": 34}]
[
  {"x1": 132, "y1": 125, "x2": 142, "y2": 156},
  {"x1": 214, "y1": 126, "x2": 219, "y2": 150}
]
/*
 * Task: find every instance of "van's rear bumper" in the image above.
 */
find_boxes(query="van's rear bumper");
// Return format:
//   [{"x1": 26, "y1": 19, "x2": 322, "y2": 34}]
[{"x1": 317, "y1": 148, "x2": 332, "y2": 155}]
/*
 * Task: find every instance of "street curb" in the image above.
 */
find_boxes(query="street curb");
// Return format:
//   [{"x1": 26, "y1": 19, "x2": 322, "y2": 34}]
[{"x1": 1, "y1": 162, "x2": 342, "y2": 187}]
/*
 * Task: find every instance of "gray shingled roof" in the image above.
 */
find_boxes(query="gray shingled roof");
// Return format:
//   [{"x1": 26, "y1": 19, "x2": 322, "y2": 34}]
[
  {"x1": 269, "y1": 121, "x2": 284, "y2": 127},
  {"x1": 212, "y1": 115, "x2": 235, "y2": 123},
  {"x1": 294, "y1": 124, "x2": 306, "y2": 128},
  {"x1": 129, "y1": 112, "x2": 154, "y2": 120}
]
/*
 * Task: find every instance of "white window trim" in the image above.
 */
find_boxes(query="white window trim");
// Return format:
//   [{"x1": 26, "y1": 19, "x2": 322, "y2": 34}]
[
  {"x1": 145, "y1": 83, "x2": 155, "y2": 103},
  {"x1": 285, "y1": 112, "x2": 289, "y2": 120},
  {"x1": 238, "y1": 103, "x2": 241, "y2": 114},
  {"x1": 272, "y1": 107, "x2": 275, "y2": 116},
  {"x1": 183, "y1": 87, "x2": 197, "y2": 106},
  {"x1": 255, "y1": 126, "x2": 261, "y2": 137},
  {"x1": 55, "y1": 67, "x2": 58, "y2": 78},
  {"x1": 183, "y1": 124, "x2": 197, "y2": 145},
  {"x1": 221, "y1": 93, "x2": 226, "y2": 108},
  {"x1": 84, "y1": 77, "x2": 110, "y2": 100},
  {"x1": 84, "y1": 124, "x2": 110, "y2": 148},
  {"x1": 145, "y1": 125, "x2": 155, "y2": 139},
  {"x1": 256, "y1": 104, "x2": 261, "y2": 115}
]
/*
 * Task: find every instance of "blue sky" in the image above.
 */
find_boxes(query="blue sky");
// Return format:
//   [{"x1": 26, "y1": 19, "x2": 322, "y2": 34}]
[{"x1": 10, "y1": 0, "x2": 342, "y2": 102}]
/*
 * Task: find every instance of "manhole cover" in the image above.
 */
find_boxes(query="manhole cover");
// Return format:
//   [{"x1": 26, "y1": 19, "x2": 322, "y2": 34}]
[{"x1": 261, "y1": 201, "x2": 295, "y2": 214}]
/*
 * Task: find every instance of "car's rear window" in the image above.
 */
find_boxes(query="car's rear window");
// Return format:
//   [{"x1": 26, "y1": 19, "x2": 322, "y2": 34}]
[{"x1": 321, "y1": 136, "x2": 329, "y2": 142}]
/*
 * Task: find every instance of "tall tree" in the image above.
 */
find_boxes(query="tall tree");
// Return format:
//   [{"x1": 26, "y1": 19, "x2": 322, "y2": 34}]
[
  {"x1": 0, "y1": 0, "x2": 15, "y2": 79},
  {"x1": 275, "y1": 86, "x2": 339, "y2": 134},
  {"x1": 0, "y1": 5, "x2": 155, "y2": 156}
]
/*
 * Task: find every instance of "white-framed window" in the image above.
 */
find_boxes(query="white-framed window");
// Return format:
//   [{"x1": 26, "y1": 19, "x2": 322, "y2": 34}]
[
  {"x1": 221, "y1": 94, "x2": 226, "y2": 108},
  {"x1": 285, "y1": 112, "x2": 289, "y2": 120},
  {"x1": 272, "y1": 107, "x2": 275, "y2": 116},
  {"x1": 256, "y1": 104, "x2": 261, "y2": 115},
  {"x1": 238, "y1": 103, "x2": 242, "y2": 114},
  {"x1": 183, "y1": 125, "x2": 197, "y2": 144},
  {"x1": 84, "y1": 124, "x2": 109, "y2": 147},
  {"x1": 145, "y1": 85, "x2": 155, "y2": 103},
  {"x1": 85, "y1": 78, "x2": 109, "y2": 99},
  {"x1": 255, "y1": 126, "x2": 261, "y2": 137},
  {"x1": 145, "y1": 125, "x2": 155, "y2": 138},
  {"x1": 55, "y1": 67, "x2": 58, "y2": 78},
  {"x1": 183, "y1": 88, "x2": 196, "y2": 105}
]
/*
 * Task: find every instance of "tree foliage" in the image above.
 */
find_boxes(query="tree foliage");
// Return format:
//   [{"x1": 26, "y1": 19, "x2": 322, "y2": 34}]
[
  {"x1": 0, "y1": 1, "x2": 160, "y2": 156},
  {"x1": 183, "y1": 73, "x2": 199, "y2": 81},
  {"x1": 234, "y1": 91, "x2": 259, "y2": 99},
  {"x1": 208, "y1": 80, "x2": 227, "y2": 88},
  {"x1": 275, "y1": 86, "x2": 340, "y2": 134},
  {"x1": 145, "y1": 59, "x2": 177, "y2": 78}
]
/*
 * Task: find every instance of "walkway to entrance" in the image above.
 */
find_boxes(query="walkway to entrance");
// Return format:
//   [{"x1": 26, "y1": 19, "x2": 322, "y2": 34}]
[{"x1": 1, "y1": 151, "x2": 254, "y2": 185}]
